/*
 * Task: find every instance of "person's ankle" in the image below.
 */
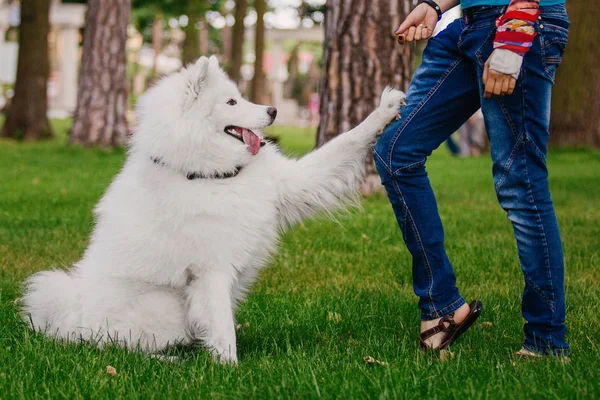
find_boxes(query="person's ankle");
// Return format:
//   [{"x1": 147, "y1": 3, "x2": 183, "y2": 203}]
[{"x1": 419, "y1": 303, "x2": 471, "y2": 348}]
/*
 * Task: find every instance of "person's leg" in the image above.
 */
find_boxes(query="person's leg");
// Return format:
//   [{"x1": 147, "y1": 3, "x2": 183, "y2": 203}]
[
  {"x1": 445, "y1": 136, "x2": 460, "y2": 156},
  {"x1": 470, "y1": 5, "x2": 570, "y2": 355},
  {"x1": 374, "y1": 19, "x2": 480, "y2": 327},
  {"x1": 459, "y1": 124, "x2": 471, "y2": 156}
]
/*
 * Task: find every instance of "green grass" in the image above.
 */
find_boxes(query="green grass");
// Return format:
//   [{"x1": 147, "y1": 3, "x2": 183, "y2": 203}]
[{"x1": 1, "y1": 122, "x2": 599, "y2": 399}]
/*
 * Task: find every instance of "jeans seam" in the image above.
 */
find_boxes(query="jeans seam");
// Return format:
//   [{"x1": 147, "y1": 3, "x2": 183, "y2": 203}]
[
  {"x1": 525, "y1": 132, "x2": 546, "y2": 160},
  {"x1": 522, "y1": 141, "x2": 556, "y2": 315},
  {"x1": 392, "y1": 159, "x2": 426, "y2": 176},
  {"x1": 386, "y1": 57, "x2": 464, "y2": 168},
  {"x1": 432, "y1": 297, "x2": 466, "y2": 319},
  {"x1": 494, "y1": 136, "x2": 522, "y2": 192},
  {"x1": 373, "y1": 149, "x2": 393, "y2": 176},
  {"x1": 391, "y1": 178, "x2": 437, "y2": 318},
  {"x1": 474, "y1": 7, "x2": 507, "y2": 66},
  {"x1": 497, "y1": 98, "x2": 520, "y2": 139},
  {"x1": 391, "y1": 179, "x2": 408, "y2": 233}
]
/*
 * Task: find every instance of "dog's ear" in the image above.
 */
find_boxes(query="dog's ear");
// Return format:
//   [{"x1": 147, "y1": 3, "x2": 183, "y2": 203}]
[
  {"x1": 208, "y1": 55, "x2": 220, "y2": 71},
  {"x1": 183, "y1": 57, "x2": 209, "y2": 111}
]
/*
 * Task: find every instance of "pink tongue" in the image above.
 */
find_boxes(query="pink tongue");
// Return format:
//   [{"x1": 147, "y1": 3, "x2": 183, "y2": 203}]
[{"x1": 241, "y1": 128, "x2": 261, "y2": 155}]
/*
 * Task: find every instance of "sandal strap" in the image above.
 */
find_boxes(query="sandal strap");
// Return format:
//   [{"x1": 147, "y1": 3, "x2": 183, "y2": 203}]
[{"x1": 419, "y1": 314, "x2": 457, "y2": 341}]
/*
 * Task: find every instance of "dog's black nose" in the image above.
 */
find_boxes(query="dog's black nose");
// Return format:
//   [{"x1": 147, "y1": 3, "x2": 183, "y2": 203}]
[{"x1": 267, "y1": 107, "x2": 278, "y2": 120}]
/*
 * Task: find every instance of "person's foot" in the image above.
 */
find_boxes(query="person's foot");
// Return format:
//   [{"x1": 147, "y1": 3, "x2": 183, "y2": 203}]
[
  {"x1": 513, "y1": 347, "x2": 571, "y2": 362},
  {"x1": 420, "y1": 303, "x2": 472, "y2": 350},
  {"x1": 514, "y1": 348, "x2": 543, "y2": 358}
]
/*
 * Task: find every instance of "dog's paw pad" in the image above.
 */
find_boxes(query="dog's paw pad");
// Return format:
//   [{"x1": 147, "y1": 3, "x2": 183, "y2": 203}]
[{"x1": 379, "y1": 87, "x2": 406, "y2": 115}]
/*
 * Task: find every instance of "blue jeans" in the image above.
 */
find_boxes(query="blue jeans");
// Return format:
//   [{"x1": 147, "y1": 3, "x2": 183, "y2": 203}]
[{"x1": 374, "y1": 5, "x2": 570, "y2": 355}]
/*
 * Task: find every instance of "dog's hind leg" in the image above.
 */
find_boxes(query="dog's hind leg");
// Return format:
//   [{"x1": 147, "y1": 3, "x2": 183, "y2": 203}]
[
  {"x1": 185, "y1": 268, "x2": 238, "y2": 364},
  {"x1": 275, "y1": 88, "x2": 406, "y2": 227}
]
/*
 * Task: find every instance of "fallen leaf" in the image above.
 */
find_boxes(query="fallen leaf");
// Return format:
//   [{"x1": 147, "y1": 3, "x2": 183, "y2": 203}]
[
  {"x1": 482, "y1": 322, "x2": 493, "y2": 328},
  {"x1": 327, "y1": 312, "x2": 342, "y2": 323},
  {"x1": 361, "y1": 233, "x2": 370, "y2": 241},
  {"x1": 439, "y1": 350, "x2": 455, "y2": 362},
  {"x1": 235, "y1": 322, "x2": 250, "y2": 330},
  {"x1": 106, "y1": 365, "x2": 117, "y2": 376},
  {"x1": 363, "y1": 356, "x2": 388, "y2": 366}
]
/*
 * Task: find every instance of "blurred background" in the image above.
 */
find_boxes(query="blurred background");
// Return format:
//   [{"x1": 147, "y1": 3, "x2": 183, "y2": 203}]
[{"x1": 0, "y1": 0, "x2": 597, "y2": 191}]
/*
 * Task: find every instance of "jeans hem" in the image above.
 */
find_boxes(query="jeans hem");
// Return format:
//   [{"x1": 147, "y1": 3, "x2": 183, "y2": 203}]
[{"x1": 421, "y1": 296, "x2": 466, "y2": 321}]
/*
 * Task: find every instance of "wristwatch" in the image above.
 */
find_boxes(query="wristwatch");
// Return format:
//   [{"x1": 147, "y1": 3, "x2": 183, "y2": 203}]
[{"x1": 422, "y1": 0, "x2": 443, "y2": 21}]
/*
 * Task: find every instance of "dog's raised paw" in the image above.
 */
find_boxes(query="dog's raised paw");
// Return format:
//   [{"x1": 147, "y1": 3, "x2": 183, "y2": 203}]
[{"x1": 378, "y1": 87, "x2": 406, "y2": 121}]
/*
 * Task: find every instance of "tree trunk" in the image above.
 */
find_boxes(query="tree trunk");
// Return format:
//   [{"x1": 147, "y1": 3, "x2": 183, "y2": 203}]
[
  {"x1": 230, "y1": 0, "x2": 247, "y2": 85},
  {"x1": 284, "y1": 44, "x2": 300, "y2": 99},
  {"x1": 199, "y1": 22, "x2": 209, "y2": 55},
  {"x1": 182, "y1": 1, "x2": 209, "y2": 66},
  {"x1": 69, "y1": 0, "x2": 130, "y2": 147},
  {"x1": 317, "y1": 0, "x2": 413, "y2": 194},
  {"x1": 152, "y1": 12, "x2": 162, "y2": 76},
  {"x1": 221, "y1": 25, "x2": 232, "y2": 63},
  {"x1": 251, "y1": 0, "x2": 266, "y2": 104},
  {"x1": 1, "y1": 0, "x2": 52, "y2": 140},
  {"x1": 549, "y1": 0, "x2": 600, "y2": 147}
]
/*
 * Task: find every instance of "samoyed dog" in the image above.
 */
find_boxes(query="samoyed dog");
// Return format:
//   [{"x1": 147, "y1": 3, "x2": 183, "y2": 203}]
[{"x1": 21, "y1": 56, "x2": 404, "y2": 363}]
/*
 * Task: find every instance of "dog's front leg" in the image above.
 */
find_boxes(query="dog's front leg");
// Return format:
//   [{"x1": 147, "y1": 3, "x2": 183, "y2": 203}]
[
  {"x1": 276, "y1": 88, "x2": 405, "y2": 227},
  {"x1": 185, "y1": 268, "x2": 237, "y2": 364}
]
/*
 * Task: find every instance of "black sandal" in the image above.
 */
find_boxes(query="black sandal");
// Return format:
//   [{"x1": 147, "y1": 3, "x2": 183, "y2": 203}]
[{"x1": 419, "y1": 300, "x2": 483, "y2": 351}]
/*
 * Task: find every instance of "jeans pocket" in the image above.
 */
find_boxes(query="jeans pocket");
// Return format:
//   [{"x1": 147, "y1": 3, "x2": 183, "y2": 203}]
[{"x1": 539, "y1": 17, "x2": 570, "y2": 81}]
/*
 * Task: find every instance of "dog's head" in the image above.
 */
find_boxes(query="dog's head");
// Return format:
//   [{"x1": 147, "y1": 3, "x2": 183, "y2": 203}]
[{"x1": 131, "y1": 56, "x2": 277, "y2": 176}]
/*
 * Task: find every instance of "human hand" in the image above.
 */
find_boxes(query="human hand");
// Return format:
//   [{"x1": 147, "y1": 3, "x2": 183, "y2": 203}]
[
  {"x1": 482, "y1": 57, "x2": 517, "y2": 99},
  {"x1": 394, "y1": 3, "x2": 439, "y2": 44}
]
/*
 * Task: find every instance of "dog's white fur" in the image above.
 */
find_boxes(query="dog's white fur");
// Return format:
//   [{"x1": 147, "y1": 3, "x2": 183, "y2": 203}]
[{"x1": 21, "y1": 56, "x2": 404, "y2": 363}]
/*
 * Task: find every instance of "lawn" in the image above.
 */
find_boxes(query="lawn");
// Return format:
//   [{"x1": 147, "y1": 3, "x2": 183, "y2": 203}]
[{"x1": 1, "y1": 122, "x2": 599, "y2": 399}]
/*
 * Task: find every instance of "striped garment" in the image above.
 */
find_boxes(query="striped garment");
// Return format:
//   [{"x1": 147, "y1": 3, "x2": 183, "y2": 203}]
[{"x1": 494, "y1": 0, "x2": 540, "y2": 55}]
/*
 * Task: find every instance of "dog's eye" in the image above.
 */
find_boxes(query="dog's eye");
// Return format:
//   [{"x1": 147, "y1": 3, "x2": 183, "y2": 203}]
[{"x1": 227, "y1": 99, "x2": 237, "y2": 106}]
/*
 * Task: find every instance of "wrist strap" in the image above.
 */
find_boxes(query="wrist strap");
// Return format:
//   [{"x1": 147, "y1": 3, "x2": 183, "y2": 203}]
[{"x1": 422, "y1": 0, "x2": 443, "y2": 21}]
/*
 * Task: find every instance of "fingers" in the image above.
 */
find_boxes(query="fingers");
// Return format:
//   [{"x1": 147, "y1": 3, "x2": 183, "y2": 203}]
[
  {"x1": 493, "y1": 80, "x2": 503, "y2": 96},
  {"x1": 484, "y1": 77, "x2": 494, "y2": 99},
  {"x1": 501, "y1": 77, "x2": 510, "y2": 94},
  {"x1": 397, "y1": 24, "x2": 432, "y2": 44},
  {"x1": 483, "y1": 60, "x2": 489, "y2": 84},
  {"x1": 414, "y1": 24, "x2": 432, "y2": 41},
  {"x1": 508, "y1": 78, "x2": 517, "y2": 94},
  {"x1": 483, "y1": 59, "x2": 518, "y2": 99},
  {"x1": 422, "y1": 25, "x2": 433, "y2": 40},
  {"x1": 414, "y1": 25, "x2": 424, "y2": 41},
  {"x1": 405, "y1": 26, "x2": 416, "y2": 42},
  {"x1": 395, "y1": 14, "x2": 416, "y2": 36},
  {"x1": 485, "y1": 74, "x2": 517, "y2": 99}
]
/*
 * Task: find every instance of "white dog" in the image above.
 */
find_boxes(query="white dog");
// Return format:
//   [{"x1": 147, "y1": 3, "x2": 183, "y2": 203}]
[{"x1": 21, "y1": 56, "x2": 404, "y2": 363}]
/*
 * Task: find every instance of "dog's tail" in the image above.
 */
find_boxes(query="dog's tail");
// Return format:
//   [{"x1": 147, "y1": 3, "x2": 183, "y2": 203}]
[{"x1": 20, "y1": 269, "x2": 81, "y2": 339}]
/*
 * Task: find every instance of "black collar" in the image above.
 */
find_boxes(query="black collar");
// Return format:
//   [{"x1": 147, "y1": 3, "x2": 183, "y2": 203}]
[{"x1": 151, "y1": 157, "x2": 242, "y2": 180}]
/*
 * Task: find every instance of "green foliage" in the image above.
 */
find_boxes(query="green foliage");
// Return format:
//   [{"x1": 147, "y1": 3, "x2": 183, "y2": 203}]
[
  {"x1": 1, "y1": 123, "x2": 599, "y2": 398},
  {"x1": 131, "y1": 0, "x2": 223, "y2": 43}
]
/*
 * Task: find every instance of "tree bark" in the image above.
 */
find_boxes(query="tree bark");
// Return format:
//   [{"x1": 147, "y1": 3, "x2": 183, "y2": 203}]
[
  {"x1": 152, "y1": 12, "x2": 162, "y2": 76},
  {"x1": 549, "y1": 0, "x2": 600, "y2": 147},
  {"x1": 230, "y1": 0, "x2": 247, "y2": 86},
  {"x1": 317, "y1": 0, "x2": 413, "y2": 194},
  {"x1": 1, "y1": 0, "x2": 52, "y2": 140},
  {"x1": 284, "y1": 44, "x2": 299, "y2": 99},
  {"x1": 182, "y1": 1, "x2": 209, "y2": 66},
  {"x1": 199, "y1": 22, "x2": 209, "y2": 55},
  {"x1": 221, "y1": 25, "x2": 232, "y2": 63},
  {"x1": 69, "y1": 0, "x2": 130, "y2": 147},
  {"x1": 251, "y1": 0, "x2": 266, "y2": 103}
]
